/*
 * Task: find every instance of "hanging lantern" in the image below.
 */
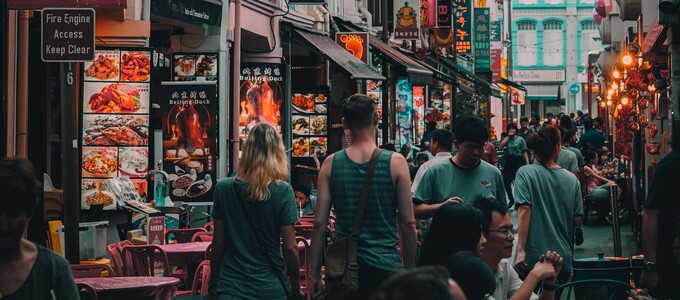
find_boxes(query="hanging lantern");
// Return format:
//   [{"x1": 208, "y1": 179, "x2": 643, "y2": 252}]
[
  {"x1": 628, "y1": 89, "x2": 639, "y2": 100},
  {"x1": 639, "y1": 115, "x2": 649, "y2": 128},
  {"x1": 629, "y1": 121, "x2": 640, "y2": 132},
  {"x1": 648, "y1": 123, "x2": 659, "y2": 138},
  {"x1": 629, "y1": 105, "x2": 638, "y2": 115},
  {"x1": 638, "y1": 98, "x2": 649, "y2": 110},
  {"x1": 645, "y1": 142, "x2": 661, "y2": 155}
]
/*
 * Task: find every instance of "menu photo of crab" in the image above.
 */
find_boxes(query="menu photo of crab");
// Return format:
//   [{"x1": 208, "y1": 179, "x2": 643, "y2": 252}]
[
  {"x1": 83, "y1": 82, "x2": 150, "y2": 114},
  {"x1": 161, "y1": 82, "x2": 217, "y2": 203}
]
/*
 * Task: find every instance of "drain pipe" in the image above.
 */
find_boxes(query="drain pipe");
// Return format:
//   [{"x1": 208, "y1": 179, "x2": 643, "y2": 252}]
[
  {"x1": 6, "y1": 11, "x2": 16, "y2": 156},
  {"x1": 217, "y1": 0, "x2": 230, "y2": 178},
  {"x1": 231, "y1": 0, "x2": 242, "y2": 173},
  {"x1": 16, "y1": 10, "x2": 29, "y2": 158}
]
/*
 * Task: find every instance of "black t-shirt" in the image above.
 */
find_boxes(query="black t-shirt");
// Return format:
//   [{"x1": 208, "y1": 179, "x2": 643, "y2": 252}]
[{"x1": 644, "y1": 151, "x2": 680, "y2": 285}]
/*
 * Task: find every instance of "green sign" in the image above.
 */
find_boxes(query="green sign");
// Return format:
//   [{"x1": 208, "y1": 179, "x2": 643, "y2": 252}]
[
  {"x1": 151, "y1": 0, "x2": 222, "y2": 27},
  {"x1": 474, "y1": 8, "x2": 491, "y2": 72}
]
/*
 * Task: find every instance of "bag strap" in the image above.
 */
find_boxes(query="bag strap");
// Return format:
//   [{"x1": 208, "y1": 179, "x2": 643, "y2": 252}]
[
  {"x1": 232, "y1": 181, "x2": 291, "y2": 299},
  {"x1": 351, "y1": 148, "x2": 383, "y2": 238}
]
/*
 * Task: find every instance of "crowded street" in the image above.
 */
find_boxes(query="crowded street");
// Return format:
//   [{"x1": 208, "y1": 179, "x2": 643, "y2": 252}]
[{"x1": 2, "y1": 0, "x2": 680, "y2": 300}]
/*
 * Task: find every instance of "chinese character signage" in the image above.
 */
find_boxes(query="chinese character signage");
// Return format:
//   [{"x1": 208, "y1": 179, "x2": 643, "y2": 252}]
[
  {"x1": 80, "y1": 47, "x2": 152, "y2": 210},
  {"x1": 396, "y1": 78, "x2": 414, "y2": 146},
  {"x1": 491, "y1": 48, "x2": 502, "y2": 83},
  {"x1": 239, "y1": 64, "x2": 285, "y2": 139},
  {"x1": 436, "y1": 0, "x2": 451, "y2": 27},
  {"x1": 394, "y1": 1, "x2": 420, "y2": 40},
  {"x1": 455, "y1": 0, "x2": 472, "y2": 54},
  {"x1": 161, "y1": 81, "x2": 218, "y2": 203},
  {"x1": 474, "y1": 8, "x2": 491, "y2": 71},
  {"x1": 335, "y1": 33, "x2": 369, "y2": 63},
  {"x1": 421, "y1": 0, "x2": 437, "y2": 28}
]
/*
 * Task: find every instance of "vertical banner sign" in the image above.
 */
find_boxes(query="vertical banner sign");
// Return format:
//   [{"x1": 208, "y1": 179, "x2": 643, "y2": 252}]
[
  {"x1": 396, "y1": 78, "x2": 414, "y2": 146},
  {"x1": 239, "y1": 64, "x2": 285, "y2": 141},
  {"x1": 474, "y1": 8, "x2": 491, "y2": 72},
  {"x1": 436, "y1": 0, "x2": 451, "y2": 26},
  {"x1": 455, "y1": 0, "x2": 472, "y2": 54},
  {"x1": 335, "y1": 33, "x2": 369, "y2": 63},
  {"x1": 394, "y1": 1, "x2": 420, "y2": 40},
  {"x1": 413, "y1": 86, "x2": 426, "y2": 144},
  {"x1": 491, "y1": 49, "x2": 502, "y2": 83},
  {"x1": 421, "y1": 0, "x2": 437, "y2": 28},
  {"x1": 81, "y1": 48, "x2": 152, "y2": 210},
  {"x1": 433, "y1": 0, "x2": 454, "y2": 48},
  {"x1": 161, "y1": 82, "x2": 218, "y2": 203}
]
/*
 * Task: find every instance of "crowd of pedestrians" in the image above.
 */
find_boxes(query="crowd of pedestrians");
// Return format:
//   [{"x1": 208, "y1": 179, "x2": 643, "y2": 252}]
[{"x1": 1, "y1": 93, "x2": 679, "y2": 300}]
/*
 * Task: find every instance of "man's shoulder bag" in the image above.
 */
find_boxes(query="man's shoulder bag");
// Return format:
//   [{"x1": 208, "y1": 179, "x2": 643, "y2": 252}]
[{"x1": 324, "y1": 148, "x2": 382, "y2": 300}]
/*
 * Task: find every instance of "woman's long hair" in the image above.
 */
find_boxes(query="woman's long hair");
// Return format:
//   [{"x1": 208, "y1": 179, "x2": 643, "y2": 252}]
[
  {"x1": 418, "y1": 203, "x2": 484, "y2": 266},
  {"x1": 237, "y1": 123, "x2": 288, "y2": 202}
]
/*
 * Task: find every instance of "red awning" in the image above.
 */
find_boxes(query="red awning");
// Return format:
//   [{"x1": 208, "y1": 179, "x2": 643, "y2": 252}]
[
  {"x1": 644, "y1": 16, "x2": 667, "y2": 54},
  {"x1": 8, "y1": 0, "x2": 126, "y2": 9}
]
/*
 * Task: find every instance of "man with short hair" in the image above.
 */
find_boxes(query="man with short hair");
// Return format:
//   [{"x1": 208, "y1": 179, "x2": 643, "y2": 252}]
[
  {"x1": 530, "y1": 115, "x2": 541, "y2": 131},
  {"x1": 577, "y1": 117, "x2": 604, "y2": 150},
  {"x1": 410, "y1": 153, "x2": 430, "y2": 181},
  {"x1": 474, "y1": 197, "x2": 563, "y2": 300},
  {"x1": 293, "y1": 183, "x2": 316, "y2": 217},
  {"x1": 413, "y1": 116, "x2": 507, "y2": 219},
  {"x1": 412, "y1": 129, "x2": 454, "y2": 192},
  {"x1": 310, "y1": 94, "x2": 417, "y2": 299}
]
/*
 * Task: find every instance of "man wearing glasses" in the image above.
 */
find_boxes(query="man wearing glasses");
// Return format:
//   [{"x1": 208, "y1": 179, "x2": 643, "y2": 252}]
[{"x1": 474, "y1": 197, "x2": 564, "y2": 300}]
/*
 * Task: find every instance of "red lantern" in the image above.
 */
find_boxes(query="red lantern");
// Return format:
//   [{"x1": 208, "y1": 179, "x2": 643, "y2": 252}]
[
  {"x1": 639, "y1": 115, "x2": 649, "y2": 128},
  {"x1": 638, "y1": 98, "x2": 649, "y2": 110},
  {"x1": 648, "y1": 123, "x2": 659, "y2": 138},
  {"x1": 629, "y1": 121, "x2": 640, "y2": 132}
]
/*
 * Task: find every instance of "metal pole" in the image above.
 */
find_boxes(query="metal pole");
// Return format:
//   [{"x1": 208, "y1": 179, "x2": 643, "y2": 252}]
[
  {"x1": 610, "y1": 184, "x2": 622, "y2": 257},
  {"x1": 504, "y1": 0, "x2": 513, "y2": 126},
  {"x1": 61, "y1": 62, "x2": 80, "y2": 264},
  {"x1": 587, "y1": 63, "x2": 593, "y2": 116},
  {"x1": 15, "y1": 10, "x2": 29, "y2": 158},
  {"x1": 382, "y1": 0, "x2": 389, "y2": 144},
  {"x1": 231, "y1": 0, "x2": 242, "y2": 173}
]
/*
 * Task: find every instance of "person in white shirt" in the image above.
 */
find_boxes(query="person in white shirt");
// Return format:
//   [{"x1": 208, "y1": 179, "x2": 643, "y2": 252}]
[
  {"x1": 411, "y1": 129, "x2": 454, "y2": 193},
  {"x1": 474, "y1": 197, "x2": 563, "y2": 300}
]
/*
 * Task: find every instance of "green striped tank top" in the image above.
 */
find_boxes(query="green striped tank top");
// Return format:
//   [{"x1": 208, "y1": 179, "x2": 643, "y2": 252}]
[{"x1": 330, "y1": 149, "x2": 403, "y2": 271}]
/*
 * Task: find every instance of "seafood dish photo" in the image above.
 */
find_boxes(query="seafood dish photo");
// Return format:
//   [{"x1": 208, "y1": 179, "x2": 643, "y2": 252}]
[
  {"x1": 186, "y1": 174, "x2": 212, "y2": 198},
  {"x1": 292, "y1": 138, "x2": 310, "y2": 157},
  {"x1": 292, "y1": 116, "x2": 309, "y2": 135},
  {"x1": 292, "y1": 94, "x2": 315, "y2": 112},
  {"x1": 315, "y1": 104, "x2": 327, "y2": 114},
  {"x1": 85, "y1": 54, "x2": 119, "y2": 80},
  {"x1": 120, "y1": 52, "x2": 151, "y2": 82},
  {"x1": 118, "y1": 147, "x2": 149, "y2": 177},
  {"x1": 83, "y1": 115, "x2": 149, "y2": 146},
  {"x1": 82, "y1": 147, "x2": 118, "y2": 177},
  {"x1": 86, "y1": 83, "x2": 144, "y2": 114},
  {"x1": 310, "y1": 137, "x2": 327, "y2": 157},
  {"x1": 81, "y1": 180, "x2": 117, "y2": 210}
]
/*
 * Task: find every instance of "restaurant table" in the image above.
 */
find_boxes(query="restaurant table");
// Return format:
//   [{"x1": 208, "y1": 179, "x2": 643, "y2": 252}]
[
  {"x1": 75, "y1": 276, "x2": 180, "y2": 300},
  {"x1": 158, "y1": 241, "x2": 211, "y2": 267}
]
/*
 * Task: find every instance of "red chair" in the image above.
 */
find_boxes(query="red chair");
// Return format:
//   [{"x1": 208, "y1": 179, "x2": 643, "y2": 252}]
[
  {"x1": 166, "y1": 228, "x2": 207, "y2": 244},
  {"x1": 191, "y1": 260, "x2": 212, "y2": 296},
  {"x1": 76, "y1": 282, "x2": 98, "y2": 300},
  {"x1": 205, "y1": 243, "x2": 213, "y2": 260},
  {"x1": 70, "y1": 264, "x2": 115, "y2": 278},
  {"x1": 296, "y1": 237, "x2": 311, "y2": 299},
  {"x1": 191, "y1": 231, "x2": 214, "y2": 242},
  {"x1": 106, "y1": 240, "x2": 132, "y2": 276},
  {"x1": 121, "y1": 244, "x2": 173, "y2": 277},
  {"x1": 203, "y1": 222, "x2": 214, "y2": 232}
]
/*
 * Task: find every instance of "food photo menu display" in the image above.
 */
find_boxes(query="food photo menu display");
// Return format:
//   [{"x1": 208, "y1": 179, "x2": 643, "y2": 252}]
[
  {"x1": 173, "y1": 53, "x2": 218, "y2": 81},
  {"x1": 291, "y1": 91, "x2": 328, "y2": 158},
  {"x1": 80, "y1": 47, "x2": 152, "y2": 210},
  {"x1": 161, "y1": 82, "x2": 218, "y2": 203}
]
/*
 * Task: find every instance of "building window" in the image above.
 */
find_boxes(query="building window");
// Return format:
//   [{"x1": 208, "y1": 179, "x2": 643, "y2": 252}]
[
  {"x1": 581, "y1": 20, "x2": 602, "y2": 66},
  {"x1": 579, "y1": 0, "x2": 596, "y2": 3},
  {"x1": 543, "y1": 20, "x2": 563, "y2": 66},
  {"x1": 544, "y1": 0, "x2": 563, "y2": 4},
  {"x1": 517, "y1": 21, "x2": 537, "y2": 66},
  {"x1": 518, "y1": 0, "x2": 538, "y2": 4}
]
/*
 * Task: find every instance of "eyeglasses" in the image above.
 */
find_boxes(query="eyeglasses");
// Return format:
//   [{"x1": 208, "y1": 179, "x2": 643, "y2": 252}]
[{"x1": 489, "y1": 227, "x2": 517, "y2": 238}]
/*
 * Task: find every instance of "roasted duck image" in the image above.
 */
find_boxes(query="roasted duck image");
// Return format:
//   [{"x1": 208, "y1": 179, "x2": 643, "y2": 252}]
[
  {"x1": 245, "y1": 77, "x2": 279, "y2": 126},
  {"x1": 88, "y1": 83, "x2": 142, "y2": 113},
  {"x1": 175, "y1": 103, "x2": 205, "y2": 156},
  {"x1": 83, "y1": 115, "x2": 148, "y2": 146}
]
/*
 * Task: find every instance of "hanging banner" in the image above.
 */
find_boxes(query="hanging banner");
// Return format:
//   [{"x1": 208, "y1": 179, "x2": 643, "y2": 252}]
[
  {"x1": 80, "y1": 47, "x2": 152, "y2": 210},
  {"x1": 434, "y1": 26, "x2": 455, "y2": 48},
  {"x1": 421, "y1": 0, "x2": 438, "y2": 28},
  {"x1": 396, "y1": 78, "x2": 414, "y2": 146},
  {"x1": 455, "y1": 0, "x2": 472, "y2": 54},
  {"x1": 474, "y1": 8, "x2": 491, "y2": 72},
  {"x1": 394, "y1": 1, "x2": 420, "y2": 40},
  {"x1": 239, "y1": 64, "x2": 285, "y2": 140},
  {"x1": 161, "y1": 81, "x2": 218, "y2": 203},
  {"x1": 491, "y1": 48, "x2": 502, "y2": 83},
  {"x1": 413, "y1": 86, "x2": 426, "y2": 144},
  {"x1": 436, "y1": 0, "x2": 451, "y2": 27},
  {"x1": 335, "y1": 32, "x2": 369, "y2": 63}
]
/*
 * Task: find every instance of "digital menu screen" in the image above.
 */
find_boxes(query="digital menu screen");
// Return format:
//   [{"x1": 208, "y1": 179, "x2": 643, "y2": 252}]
[
  {"x1": 238, "y1": 64, "x2": 285, "y2": 141},
  {"x1": 291, "y1": 91, "x2": 328, "y2": 158},
  {"x1": 80, "y1": 48, "x2": 152, "y2": 210}
]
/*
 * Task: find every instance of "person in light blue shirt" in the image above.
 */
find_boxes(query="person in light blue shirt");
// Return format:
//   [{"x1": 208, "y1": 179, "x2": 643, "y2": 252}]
[{"x1": 293, "y1": 183, "x2": 316, "y2": 216}]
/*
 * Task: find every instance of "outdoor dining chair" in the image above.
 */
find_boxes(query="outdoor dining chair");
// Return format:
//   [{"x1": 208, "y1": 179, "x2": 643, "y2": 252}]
[
  {"x1": 191, "y1": 231, "x2": 213, "y2": 242},
  {"x1": 166, "y1": 228, "x2": 207, "y2": 244},
  {"x1": 76, "y1": 282, "x2": 98, "y2": 300},
  {"x1": 70, "y1": 264, "x2": 115, "y2": 278},
  {"x1": 191, "y1": 260, "x2": 212, "y2": 296}
]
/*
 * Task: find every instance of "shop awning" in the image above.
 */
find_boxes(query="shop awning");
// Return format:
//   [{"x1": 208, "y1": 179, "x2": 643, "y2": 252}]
[
  {"x1": 292, "y1": 29, "x2": 385, "y2": 81},
  {"x1": 8, "y1": 0, "x2": 126, "y2": 9},
  {"x1": 501, "y1": 78, "x2": 528, "y2": 94},
  {"x1": 644, "y1": 16, "x2": 668, "y2": 54},
  {"x1": 428, "y1": 54, "x2": 494, "y2": 95},
  {"x1": 397, "y1": 49, "x2": 454, "y2": 83}
]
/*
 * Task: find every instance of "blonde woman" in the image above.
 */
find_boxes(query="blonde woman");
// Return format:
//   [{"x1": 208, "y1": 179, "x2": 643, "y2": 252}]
[{"x1": 209, "y1": 123, "x2": 304, "y2": 300}]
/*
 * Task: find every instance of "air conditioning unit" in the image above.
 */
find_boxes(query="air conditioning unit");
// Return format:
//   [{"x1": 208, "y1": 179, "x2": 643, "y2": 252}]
[{"x1": 618, "y1": 0, "x2": 641, "y2": 21}]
